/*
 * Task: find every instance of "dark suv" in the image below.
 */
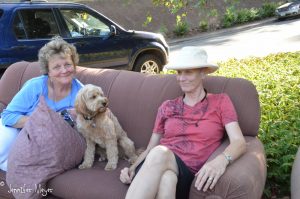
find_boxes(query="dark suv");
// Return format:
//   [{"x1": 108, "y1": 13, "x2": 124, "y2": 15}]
[{"x1": 0, "y1": 1, "x2": 169, "y2": 74}]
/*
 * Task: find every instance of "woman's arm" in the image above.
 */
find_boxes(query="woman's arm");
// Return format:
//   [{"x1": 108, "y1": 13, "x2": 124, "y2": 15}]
[
  {"x1": 120, "y1": 133, "x2": 162, "y2": 184},
  {"x1": 195, "y1": 121, "x2": 246, "y2": 192}
]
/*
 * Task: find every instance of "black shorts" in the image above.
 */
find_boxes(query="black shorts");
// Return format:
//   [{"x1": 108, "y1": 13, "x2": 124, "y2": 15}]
[{"x1": 135, "y1": 153, "x2": 194, "y2": 199}]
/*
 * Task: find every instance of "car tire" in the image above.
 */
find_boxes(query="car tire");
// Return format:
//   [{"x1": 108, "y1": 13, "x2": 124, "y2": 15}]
[
  {"x1": 276, "y1": 17, "x2": 285, "y2": 21},
  {"x1": 134, "y1": 54, "x2": 162, "y2": 74}
]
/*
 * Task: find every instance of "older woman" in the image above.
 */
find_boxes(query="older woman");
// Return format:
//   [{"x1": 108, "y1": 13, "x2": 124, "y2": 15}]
[
  {"x1": 0, "y1": 37, "x2": 83, "y2": 171},
  {"x1": 120, "y1": 47, "x2": 246, "y2": 199}
]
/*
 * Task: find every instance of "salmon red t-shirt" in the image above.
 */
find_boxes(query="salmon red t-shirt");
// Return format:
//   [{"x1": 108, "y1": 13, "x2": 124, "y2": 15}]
[{"x1": 153, "y1": 93, "x2": 237, "y2": 173}]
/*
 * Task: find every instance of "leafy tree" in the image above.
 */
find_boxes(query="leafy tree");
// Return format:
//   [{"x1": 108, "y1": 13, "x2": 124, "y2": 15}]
[{"x1": 152, "y1": 0, "x2": 208, "y2": 14}]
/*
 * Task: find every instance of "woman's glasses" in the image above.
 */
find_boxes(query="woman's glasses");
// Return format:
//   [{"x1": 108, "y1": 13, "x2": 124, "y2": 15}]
[{"x1": 52, "y1": 63, "x2": 74, "y2": 72}]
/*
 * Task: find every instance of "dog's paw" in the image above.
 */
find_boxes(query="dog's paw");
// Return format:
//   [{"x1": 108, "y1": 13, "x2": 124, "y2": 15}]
[
  {"x1": 78, "y1": 162, "x2": 92, "y2": 169},
  {"x1": 104, "y1": 162, "x2": 117, "y2": 171},
  {"x1": 128, "y1": 155, "x2": 138, "y2": 164}
]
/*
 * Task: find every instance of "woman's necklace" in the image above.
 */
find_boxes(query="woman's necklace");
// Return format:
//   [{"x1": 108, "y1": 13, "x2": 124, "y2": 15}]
[
  {"x1": 49, "y1": 79, "x2": 72, "y2": 112},
  {"x1": 181, "y1": 88, "x2": 209, "y2": 127}
]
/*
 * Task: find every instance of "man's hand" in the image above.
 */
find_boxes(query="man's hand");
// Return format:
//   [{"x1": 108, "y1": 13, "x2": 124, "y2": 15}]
[
  {"x1": 120, "y1": 167, "x2": 135, "y2": 184},
  {"x1": 194, "y1": 154, "x2": 229, "y2": 192}
]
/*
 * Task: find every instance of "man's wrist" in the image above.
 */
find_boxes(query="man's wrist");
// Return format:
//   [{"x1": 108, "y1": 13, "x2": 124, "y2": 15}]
[{"x1": 222, "y1": 152, "x2": 232, "y2": 164}]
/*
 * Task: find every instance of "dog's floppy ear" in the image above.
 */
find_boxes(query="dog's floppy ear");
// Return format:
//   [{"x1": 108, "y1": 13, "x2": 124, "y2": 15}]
[
  {"x1": 97, "y1": 86, "x2": 104, "y2": 96},
  {"x1": 75, "y1": 87, "x2": 88, "y2": 115}
]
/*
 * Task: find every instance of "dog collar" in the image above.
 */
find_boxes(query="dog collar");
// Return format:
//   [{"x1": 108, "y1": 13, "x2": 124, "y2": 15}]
[
  {"x1": 83, "y1": 115, "x2": 95, "y2": 120},
  {"x1": 83, "y1": 115, "x2": 97, "y2": 128}
]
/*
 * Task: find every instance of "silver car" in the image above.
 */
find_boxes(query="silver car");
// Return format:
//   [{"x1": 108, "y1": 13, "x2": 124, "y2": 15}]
[{"x1": 276, "y1": 0, "x2": 300, "y2": 19}]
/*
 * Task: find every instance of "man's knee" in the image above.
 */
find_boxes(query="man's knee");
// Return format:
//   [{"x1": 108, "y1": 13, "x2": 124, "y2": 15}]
[{"x1": 145, "y1": 145, "x2": 174, "y2": 167}]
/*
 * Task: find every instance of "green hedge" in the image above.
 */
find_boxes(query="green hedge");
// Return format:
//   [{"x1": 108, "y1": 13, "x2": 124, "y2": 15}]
[
  {"x1": 217, "y1": 52, "x2": 300, "y2": 197},
  {"x1": 222, "y1": 2, "x2": 278, "y2": 28},
  {"x1": 165, "y1": 52, "x2": 300, "y2": 197}
]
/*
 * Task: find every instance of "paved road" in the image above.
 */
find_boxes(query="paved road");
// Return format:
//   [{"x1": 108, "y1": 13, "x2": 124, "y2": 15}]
[{"x1": 168, "y1": 17, "x2": 300, "y2": 63}]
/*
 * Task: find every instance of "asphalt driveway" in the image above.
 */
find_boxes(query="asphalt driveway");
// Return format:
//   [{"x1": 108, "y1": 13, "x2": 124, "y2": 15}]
[{"x1": 169, "y1": 17, "x2": 300, "y2": 63}]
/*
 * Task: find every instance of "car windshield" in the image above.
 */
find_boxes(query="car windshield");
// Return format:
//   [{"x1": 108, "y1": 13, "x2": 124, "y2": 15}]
[{"x1": 60, "y1": 9, "x2": 110, "y2": 37}]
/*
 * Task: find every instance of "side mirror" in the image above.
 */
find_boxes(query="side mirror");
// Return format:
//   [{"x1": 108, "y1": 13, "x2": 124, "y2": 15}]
[{"x1": 110, "y1": 25, "x2": 116, "y2": 36}]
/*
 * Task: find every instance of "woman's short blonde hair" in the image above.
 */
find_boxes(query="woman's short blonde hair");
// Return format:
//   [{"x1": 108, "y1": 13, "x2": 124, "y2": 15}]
[{"x1": 38, "y1": 36, "x2": 79, "y2": 74}]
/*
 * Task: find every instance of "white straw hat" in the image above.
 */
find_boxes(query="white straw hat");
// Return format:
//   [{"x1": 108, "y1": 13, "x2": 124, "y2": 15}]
[{"x1": 165, "y1": 46, "x2": 219, "y2": 74}]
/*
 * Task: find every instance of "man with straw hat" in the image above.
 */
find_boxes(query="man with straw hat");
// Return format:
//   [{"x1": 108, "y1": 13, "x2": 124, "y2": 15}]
[{"x1": 120, "y1": 46, "x2": 246, "y2": 199}]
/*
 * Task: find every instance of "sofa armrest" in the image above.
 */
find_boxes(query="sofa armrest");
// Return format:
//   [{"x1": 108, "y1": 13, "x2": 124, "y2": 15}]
[
  {"x1": 291, "y1": 146, "x2": 300, "y2": 199},
  {"x1": 189, "y1": 137, "x2": 266, "y2": 199},
  {"x1": 0, "y1": 61, "x2": 40, "y2": 113}
]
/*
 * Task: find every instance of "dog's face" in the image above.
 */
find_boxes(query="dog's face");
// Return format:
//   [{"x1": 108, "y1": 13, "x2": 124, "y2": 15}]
[{"x1": 75, "y1": 84, "x2": 108, "y2": 115}]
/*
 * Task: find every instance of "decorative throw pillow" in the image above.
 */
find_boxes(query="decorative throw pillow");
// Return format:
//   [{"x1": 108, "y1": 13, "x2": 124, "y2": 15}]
[{"x1": 6, "y1": 96, "x2": 86, "y2": 199}]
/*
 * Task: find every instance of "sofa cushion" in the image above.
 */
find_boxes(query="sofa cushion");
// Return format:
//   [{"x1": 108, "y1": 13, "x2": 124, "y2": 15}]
[
  {"x1": 0, "y1": 172, "x2": 14, "y2": 199},
  {"x1": 6, "y1": 97, "x2": 85, "y2": 199},
  {"x1": 48, "y1": 161, "x2": 129, "y2": 199}
]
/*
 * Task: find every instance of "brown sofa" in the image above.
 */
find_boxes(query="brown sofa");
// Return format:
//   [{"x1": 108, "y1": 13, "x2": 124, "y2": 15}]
[
  {"x1": 0, "y1": 61, "x2": 267, "y2": 199},
  {"x1": 291, "y1": 147, "x2": 300, "y2": 199}
]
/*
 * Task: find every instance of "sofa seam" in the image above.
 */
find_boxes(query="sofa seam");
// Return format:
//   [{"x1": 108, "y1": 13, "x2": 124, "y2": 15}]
[
  {"x1": 17, "y1": 61, "x2": 30, "y2": 90},
  {"x1": 106, "y1": 70, "x2": 122, "y2": 97},
  {"x1": 221, "y1": 78, "x2": 230, "y2": 93},
  {"x1": 0, "y1": 100, "x2": 7, "y2": 107}
]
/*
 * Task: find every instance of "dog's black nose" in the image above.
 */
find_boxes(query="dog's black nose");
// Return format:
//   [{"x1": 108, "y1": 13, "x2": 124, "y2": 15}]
[{"x1": 102, "y1": 102, "x2": 107, "y2": 107}]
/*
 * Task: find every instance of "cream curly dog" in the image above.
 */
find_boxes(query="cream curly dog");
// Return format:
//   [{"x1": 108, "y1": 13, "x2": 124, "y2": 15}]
[{"x1": 75, "y1": 84, "x2": 138, "y2": 170}]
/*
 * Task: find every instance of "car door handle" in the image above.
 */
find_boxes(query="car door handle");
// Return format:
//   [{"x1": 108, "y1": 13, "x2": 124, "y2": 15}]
[{"x1": 73, "y1": 41, "x2": 88, "y2": 47}]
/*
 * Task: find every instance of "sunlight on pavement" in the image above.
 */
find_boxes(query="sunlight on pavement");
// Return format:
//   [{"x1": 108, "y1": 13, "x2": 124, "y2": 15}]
[{"x1": 169, "y1": 18, "x2": 300, "y2": 63}]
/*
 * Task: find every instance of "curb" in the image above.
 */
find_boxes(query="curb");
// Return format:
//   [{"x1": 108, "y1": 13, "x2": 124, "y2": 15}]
[{"x1": 167, "y1": 17, "x2": 277, "y2": 46}]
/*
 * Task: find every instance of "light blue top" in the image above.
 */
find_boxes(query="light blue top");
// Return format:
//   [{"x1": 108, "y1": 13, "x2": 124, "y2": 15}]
[{"x1": 1, "y1": 75, "x2": 83, "y2": 127}]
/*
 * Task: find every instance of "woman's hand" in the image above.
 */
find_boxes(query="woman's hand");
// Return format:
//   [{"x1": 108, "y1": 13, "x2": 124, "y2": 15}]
[
  {"x1": 12, "y1": 116, "x2": 29, "y2": 129},
  {"x1": 194, "y1": 154, "x2": 229, "y2": 192},
  {"x1": 120, "y1": 167, "x2": 135, "y2": 184}
]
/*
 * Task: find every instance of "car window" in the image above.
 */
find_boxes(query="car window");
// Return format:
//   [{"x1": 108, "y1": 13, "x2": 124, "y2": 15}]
[
  {"x1": 60, "y1": 9, "x2": 110, "y2": 38},
  {"x1": 0, "y1": 9, "x2": 3, "y2": 18},
  {"x1": 14, "y1": 9, "x2": 59, "y2": 39},
  {"x1": 13, "y1": 13, "x2": 26, "y2": 39}
]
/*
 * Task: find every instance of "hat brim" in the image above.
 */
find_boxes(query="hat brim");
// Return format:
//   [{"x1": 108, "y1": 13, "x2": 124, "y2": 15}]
[{"x1": 165, "y1": 63, "x2": 219, "y2": 74}]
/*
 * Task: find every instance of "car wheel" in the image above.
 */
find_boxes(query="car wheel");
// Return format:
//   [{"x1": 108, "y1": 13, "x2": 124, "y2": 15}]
[
  {"x1": 134, "y1": 54, "x2": 162, "y2": 74},
  {"x1": 276, "y1": 17, "x2": 285, "y2": 21}
]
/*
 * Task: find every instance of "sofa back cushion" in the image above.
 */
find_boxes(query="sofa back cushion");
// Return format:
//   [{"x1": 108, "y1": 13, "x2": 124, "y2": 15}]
[{"x1": 0, "y1": 62, "x2": 260, "y2": 148}]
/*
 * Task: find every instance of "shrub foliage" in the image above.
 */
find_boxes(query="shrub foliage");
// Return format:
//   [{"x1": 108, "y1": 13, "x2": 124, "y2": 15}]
[
  {"x1": 151, "y1": 0, "x2": 279, "y2": 36},
  {"x1": 222, "y1": 2, "x2": 278, "y2": 27},
  {"x1": 216, "y1": 52, "x2": 300, "y2": 197}
]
